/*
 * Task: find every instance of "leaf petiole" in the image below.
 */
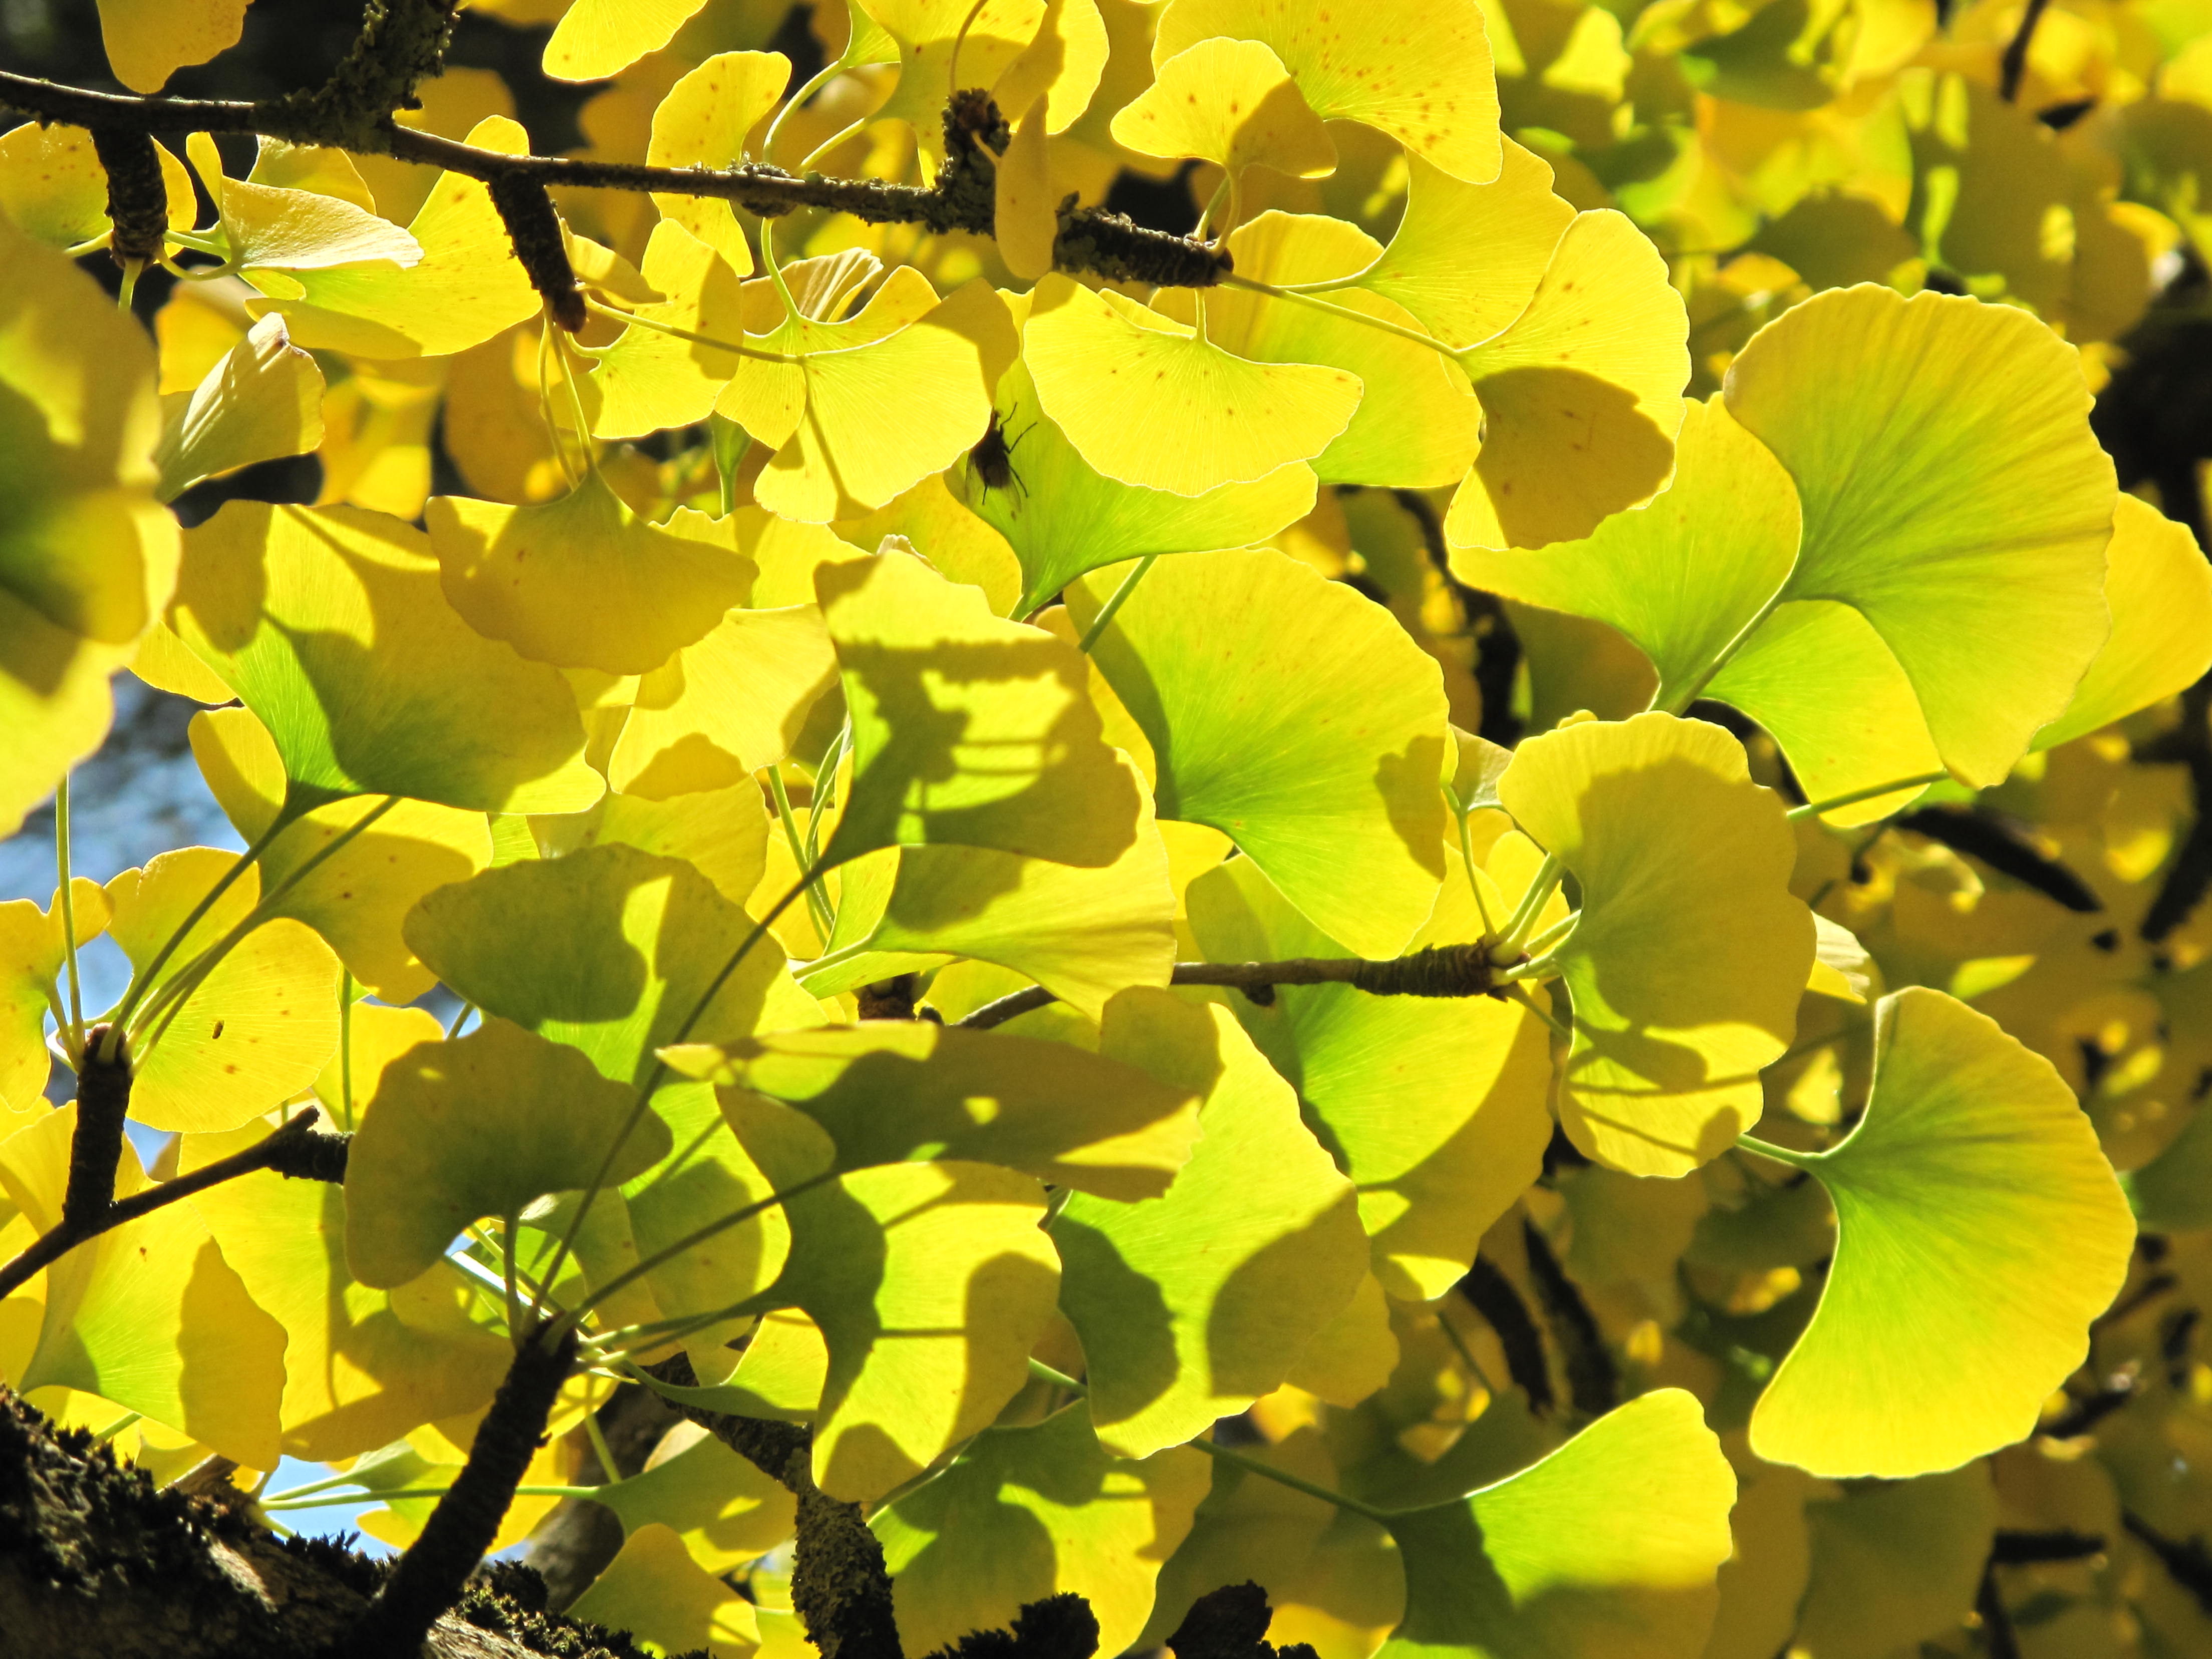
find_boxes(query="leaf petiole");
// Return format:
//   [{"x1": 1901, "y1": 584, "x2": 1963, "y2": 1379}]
[
  {"x1": 1786, "y1": 771, "x2": 1953, "y2": 822},
  {"x1": 1077, "y1": 554, "x2": 1159, "y2": 653}
]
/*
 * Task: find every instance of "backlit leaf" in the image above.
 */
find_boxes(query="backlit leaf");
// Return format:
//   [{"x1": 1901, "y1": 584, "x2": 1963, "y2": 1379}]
[
  {"x1": 1111, "y1": 39, "x2": 1335, "y2": 178},
  {"x1": 153, "y1": 314, "x2": 326, "y2": 503},
  {"x1": 545, "y1": 0, "x2": 716, "y2": 82},
  {"x1": 568, "y1": 1523, "x2": 762, "y2": 1657},
  {"x1": 591, "y1": 1422, "x2": 797, "y2": 1569},
  {"x1": 94, "y1": 0, "x2": 249, "y2": 93},
  {"x1": 185, "y1": 133, "x2": 422, "y2": 273},
  {"x1": 646, "y1": 52, "x2": 791, "y2": 273}
]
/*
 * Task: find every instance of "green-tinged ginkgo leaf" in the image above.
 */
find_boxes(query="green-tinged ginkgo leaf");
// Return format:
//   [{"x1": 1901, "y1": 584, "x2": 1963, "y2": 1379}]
[
  {"x1": 94, "y1": 0, "x2": 248, "y2": 92},
  {"x1": 1377, "y1": 1389, "x2": 1735, "y2": 1659},
  {"x1": 773, "y1": 1159, "x2": 1061, "y2": 1502},
  {"x1": 189, "y1": 704, "x2": 493, "y2": 1003},
  {"x1": 2122, "y1": 1098, "x2": 2212, "y2": 1231},
  {"x1": 184, "y1": 133, "x2": 422, "y2": 273},
  {"x1": 1186, "y1": 855, "x2": 1553, "y2": 1299},
  {"x1": 182, "y1": 1129, "x2": 511, "y2": 1462},
  {"x1": 1153, "y1": 0, "x2": 1502, "y2": 183},
  {"x1": 1140, "y1": 1428, "x2": 1340, "y2": 1647},
  {"x1": 591, "y1": 1421, "x2": 798, "y2": 1570},
  {"x1": 103, "y1": 848, "x2": 343, "y2": 1133},
  {"x1": 534, "y1": 781, "x2": 772, "y2": 912},
  {"x1": 1350, "y1": 143, "x2": 1575, "y2": 350},
  {"x1": 169, "y1": 499, "x2": 602, "y2": 818},
  {"x1": 1111, "y1": 39, "x2": 1335, "y2": 177},
  {"x1": 1067, "y1": 547, "x2": 1448, "y2": 957},
  {"x1": 873, "y1": 1402, "x2": 1211, "y2": 1657},
  {"x1": 1198, "y1": 214, "x2": 1482, "y2": 488},
  {"x1": 609, "y1": 606, "x2": 841, "y2": 799},
  {"x1": 1448, "y1": 398, "x2": 1798, "y2": 710},
  {"x1": 246, "y1": 117, "x2": 540, "y2": 360},
  {"x1": 0, "y1": 209, "x2": 177, "y2": 837},
  {"x1": 819, "y1": 548, "x2": 1142, "y2": 869},
  {"x1": 955, "y1": 354, "x2": 1316, "y2": 617},
  {"x1": 1793, "y1": 1466, "x2": 1997, "y2": 1659},
  {"x1": 1497, "y1": 713, "x2": 1813, "y2": 1176},
  {"x1": 1054, "y1": 996, "x2": 1369, "y2": 1458},
  {"x1": 344, "y1": 1015, "x2": 673, "y2": 1288},
  {"x1": 1749, "y1": 987, "x2": 2136, "y2": 1479},
  {"x1": 1023, "y1": 274, "x2": 1363, "y2": 497},
  {"x1": 2, "y1": 1107, "x2": 285, "y2": 1467},
  {"x1": 666, "y1": 991, "x2": 1202, "y2": 1197},
  {"x1": 544, "y1": 0, "x2": 714, "y2": 80},
  {"x1": 799, "y1": 756, "x2": 1174, "y2": 1016},
  {"x1": 616, "y1": 1081, "x2": 795, "y2": 1387},
  {"x1": 405, "y1": 844, "x2": 791, "y2": 1088},
  {"x1": 1700, "y1": 1464, "x2": 1812, "y2": 1659},
  {"x1": 646, "y1": 52, "x2": 790, "y2": 272},
  {"x1": 154, "y1": 314, "x2": 325, "y2": 503},
  {"x1": 0, "y1": 122, "x2": 194, "y2": 250},
  {"x1": 1722, "y1": 285, "x2": 2116, "y2": 787},
  {"x1": 570, "y1": 1524, "x2": 761, "y2": 1657},
  {"x1": 0, "y1": 880, "x2": 106, "y2": 1107},
  {"x1": 1445, "y1": 210, "x2": 1690, "y2": 551},
  {"x1": 2036, "y1": 493, "x2": 2212, "y2": 749},
  {"x1": 426, "y1": 471, "x2": 753, "y2": 675}
]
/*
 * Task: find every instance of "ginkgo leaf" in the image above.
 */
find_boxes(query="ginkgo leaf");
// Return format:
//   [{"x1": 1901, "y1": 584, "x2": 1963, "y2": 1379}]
[
  {"x1": 311, "y1": 1000, "x2": 442, "y2": 1134},
  {"x1": 570, "y1": 1525, "x2": 763, "y2": 1657},
  {"x1": 1377, "y1": 1389, "x2": 1737, "y2": 1659},
  {"x1": 834, "y1": 471, "x2": 1024, "y2": 617},
  {"x1": 1186, "y1": 855, "x2": 1553, "y2": 1299},
  {"x1": 0, "y1": 880, "x2": 107, "y2": 1109},
  {"x1": 94, "y1": 0, "x2": 249, "y2": 93},
  {"x1": 1199, "y1": 213, "x2": 1482, "y2": 488},
  {"x1": 188, "y1": 704, "x2": 493, "y2": 1003},
  {"x1": 1497, "y1": 713, "x2": 1813, "y2": 1177},
  {"x1": 587, "y1": 222, "x2": 754, "y2": 441},
  {"x1": 1445, "y1": 210, "x2": 1690, "y2": 551},
  {"x1": 426, "y1": 471, "x2": 752, "y2": 675},
  {"x1": 154, "y1": 314, "x2": 325, "y2": 502},
  {"x1": 1023, "y1": 274, "x2": 1362, "y2": 497},
  {"x1": 0, "y1": 122, "x2": 194, "y2": 249},
  {"x1": 544, "y1": 0, "x2": 715, "y2": 81},
  {"x1": 2122, "y1": 1097, "x2": 2212, "y2": 1232},
  {"x1": 646, "y1": 51, "x2": 790, "y2": 273},
  {"x1": 818, "y1": 548, "x2": 1142, "y2": 870},
  {"x1": 665, "y1": 994, "x2": 1203, "y2": 1198},
  {"x1": 1448, "y1": 398, "x2": 1797, "y2": 711},
  {"x1": 862, "y1": 0, "x2": 1053, "y2": 158},
  {"x1": 1140, "y1": 1428, "x2": 1339, "y2": 1647},
  {"x1": 1351, "y1": 143, "x2": 1575, "y2": 351},
  {"x1": 0, "y1": 209, "x2": 177, "y2": 838},
  {"x1": 873, "y1": 1402, "x2": 1211, "y2": 1657},
  {"x1": 2035, "y1": 493, "x2": 2212, "y2": 749},
  {"x1": 1067, "y1": 547, "x2": 1448, "y2": 958},
  {"x1": 169, "y1": 499, "x2": 602, "y2": 818},
  {"x1": 1793, "y1": 1465, "x2": 1997, "y2": 1659},
  {"x1": 182, "y1": 1130, "x2": 510, "y2": 1461},
  {"x1": 344, "y1": 1015, "x2": 673, "y2": 1288},
  {"x1": 995, "y1": 95, "x2": 1059, "y2": 283},
  {"x1": 591, "y1": 1421, "x2": 797, "y2": 1569},
  {"x1": 1749, "y1": 987, "x2": 2136, "y2": 1479},
  {"x1": 184, "y1": 133, "x2": 422, "y2": 273},
  {"x1": 405, "y1": 844, "x2": 792, "y2": 1089},
  {"x1": 245, "y1": 137, "x2": 378, "y2": 210},
  {"x1": 534, "y1": 781, "x2": 772, "y2": 912},
  {"x1": 1111, "y1": 39, "x2": 1335, "y2": 178},
  {"x1": 1722, "y1": 285, "x2": 2116, "y2": 786},
  {"x1": 773, "y1": 1159, "x2": 1061, "y2": 1502},
  {"x1": 1153, "y1": 0, "x2": 1503, "y2": 183},
  {"x1": 799, "y1": 762, "x2": 1174, "y2": 1017},
  {"x1": 246, "y1": 117, "x2": 540, "y2": 360},
  {"x1": 955, "y1": 354, "x2": 1317, "y2": 617},
  {"x1": 1054, "y1": 996, "x2": 1369, "y2": 1458},
  {"x1": 3, "y1": 1107, "x2": 285, "y2": 1467}
]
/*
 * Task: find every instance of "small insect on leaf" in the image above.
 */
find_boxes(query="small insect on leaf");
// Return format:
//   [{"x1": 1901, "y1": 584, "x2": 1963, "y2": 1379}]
[{"x1": 968, "y1": 411, "x2": 1032, "y2": 505}]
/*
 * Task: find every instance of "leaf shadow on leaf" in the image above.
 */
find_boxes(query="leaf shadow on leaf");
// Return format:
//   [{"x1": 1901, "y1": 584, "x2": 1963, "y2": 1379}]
[
  {"x1": 832, "y1": 634, "x2": 1139, "y2": 868},
  {"x1": 879, "y1": 849, "x2": 1031, "y2": 931},
  {"x1": 1375, "y1": 734, "x2": 1452, "y2": 888},
  {"x1": 1471, "y1": 367, "x2": 1676, "y2": 549},
  {"x1": 1205, "y1": 1206, "x2": 1367, "y2": 1399},
  {"x1": 1046, "y1": 1213, "x2": 1181, "y2": 1421}
]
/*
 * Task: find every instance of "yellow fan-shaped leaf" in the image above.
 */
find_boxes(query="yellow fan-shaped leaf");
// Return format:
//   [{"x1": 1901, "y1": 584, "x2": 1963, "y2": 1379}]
[
  {"x1": 0, "y1": 122, "x2": 194, "y2": 249},
  {"x1": 1187, "y1": 854, "x2": 1553, "y2": 1299},
  {"x1": 170, "y1": 499, "x2": 602, "y2": 815},
  {"x1": 2036, "y1": 493, "x2": 2212, "y2": 749},
  {"x1": 873, "y1": 1403, "x2": 1211, "y2": 1657},
  {"x1": 246, "y1": 138, "x2": 378, "y2": 211},
  {"x1": 1497, "y1": 713, "x2": 1813, "y2": 1177},
  {"x1": 1023, "y1": 273, "x2": 1362, "y2": 496},
  {"x1": 1750, "y1": 988, "x2": 2136, "y2": 1479},
  {"x1": 186, "y1": 133, "x2": 422, "y2": 273},
  {"x1": 992, "y1": 0, "x2": 1110, "y2": 134},
  {"x1": 995, "y1": 96, "x2": 1060, "y2": 282},
  {"x1": 427, "y1": 471, "x2": 753, "y2": 675},
  {"x1": 95, "y1": 0, "x2": 249, "y2": 93},
  {"x1": 1054, "y1": 997, "x2": 1370, "y2": 1457},
  {"x1": 1793, "y1": 1465, "x2": 1996, "y2": 1659},
  {"x1": 646, "y1": 52, "x2": 791, "y2": 272},
  {"x1": 1111, "y1": 39, "x2": 1335, "y2": 178},
  {"x1": 1446, "y1": 210, "x2": 1689, "y2": 551},
  {"x1": 588, "y1": 221, "x2": 755, "y2": 441},
  {"x1": 1722, "y1": 285, "x2": 2116, "y2": 786},
  {"x1": 568, "y1": 1523, "x2": 762, "y2": 1658},
  {"x1": 1068, "y1": 547, "x2": 1448, "y2": 958},
  {"x1": 545, "y1": 0, "x2": 715, "y2": 81},
  {"x1": 819, "y1": 547, "x2": 1142, "y2": 869},
  {"x1": 1154, "y1": 0, "x2": 1503, "y2": 182},
  {"x1": 154, "y1": 314, "x2": 326, "y2": 502},
  {"x1": 345, "y1": 1015, "x2": 674, "y2": 1288},
  {"x1": 862, "y1": 0, "x2": 1053, "y2": 159},
  {"x1": 535, "y1": 782, "x2": 772, "y2": 913},
  {"x1": 590, "y1": 1420, "x2": 797, "y2": 1570}
]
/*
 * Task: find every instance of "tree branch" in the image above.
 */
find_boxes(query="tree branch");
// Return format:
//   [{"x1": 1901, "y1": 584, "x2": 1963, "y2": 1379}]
[{"x1": 2000, "y1": 0, "x2": 2053, "y2": 102}]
